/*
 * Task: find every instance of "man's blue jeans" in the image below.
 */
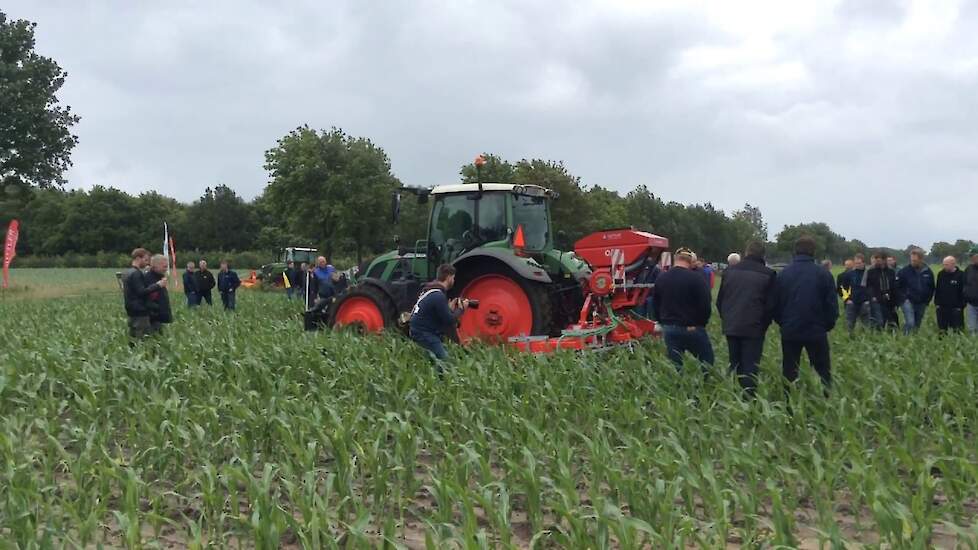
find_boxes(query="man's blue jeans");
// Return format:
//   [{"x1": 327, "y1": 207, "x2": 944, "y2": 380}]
[
  {"x1": 411, "y1": 332, "x2": 448, "y2": 363},
  {"x1": 845, "y1": 302, "x2": 871, "y2": 332},
  {"x1": 900, "y1": 300, "x2": 928, "y2": 335},
  {"x1": 661, "y1": 325, "x2": 714, "y2": 370},
  {"x1": 221, "y1": 291, "x2": 236, "y2": 310},
  {"x1": 185, "y1": 292, "x2": 199, "y2": 307}
]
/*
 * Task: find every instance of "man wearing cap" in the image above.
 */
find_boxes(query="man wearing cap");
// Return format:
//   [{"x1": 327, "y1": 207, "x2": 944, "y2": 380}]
[
  {"x1": 651, "y1": 247, "x2": 714, "y2": 370},
  {"x1": 964, "y1": 249, "x2": 978, "y2": 334}
]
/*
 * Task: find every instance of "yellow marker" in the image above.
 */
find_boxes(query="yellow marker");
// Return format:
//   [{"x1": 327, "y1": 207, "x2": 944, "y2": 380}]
[{"x1": 282, "y1": 271, "x2": 292, "y2": 289}]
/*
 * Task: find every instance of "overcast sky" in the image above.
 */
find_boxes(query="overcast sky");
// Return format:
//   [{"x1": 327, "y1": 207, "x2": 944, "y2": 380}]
[{"x1": 7, "y1": 0, "x2": 978, "y2": 248}]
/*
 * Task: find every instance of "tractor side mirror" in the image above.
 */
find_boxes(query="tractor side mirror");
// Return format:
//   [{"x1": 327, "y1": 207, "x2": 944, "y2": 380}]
[{"x1": 391, "y1": 192, "x2": 401, "y2": 224}]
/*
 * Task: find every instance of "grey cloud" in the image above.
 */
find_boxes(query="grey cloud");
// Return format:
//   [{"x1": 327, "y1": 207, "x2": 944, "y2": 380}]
[{"x1": 5, "y1": 0, "x2": 977, "y2": 249}]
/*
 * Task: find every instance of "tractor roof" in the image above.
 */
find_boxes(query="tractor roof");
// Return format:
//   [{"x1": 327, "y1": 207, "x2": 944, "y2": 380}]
[{"x1": 430, "y1": 183, "x2": 550, "y2": 195}]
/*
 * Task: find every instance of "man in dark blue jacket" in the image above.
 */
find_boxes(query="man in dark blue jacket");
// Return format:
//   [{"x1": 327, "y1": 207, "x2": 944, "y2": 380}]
[
  {"x1": 410, "y1": 264, "x2": 470, "y2": 367},
  {"x1": 651, "y1": 248, "x2": 714, "y2": 370},
  {"x1": 896, "y1": 248, "x2": 935, "y2": 334},
  {"x1": 716, "y1": 241, "x2": 777, "y2": 397},
  {"x1": 774, "y1": 236, "x2": 839, "y2": 393},
  {"x1": 840, "y1": 253, "x2": 871, "y2": 333},
  {"x1": 182, "y1": 261, "x2": 199, "y2": 307},
  {"x1": 217, "y1": 260, "x2": 242, "y2": 311}
]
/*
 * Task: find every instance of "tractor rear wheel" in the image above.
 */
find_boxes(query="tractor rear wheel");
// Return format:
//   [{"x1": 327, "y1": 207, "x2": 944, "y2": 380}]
[
  {"x1": 453, "y1": 263, "x2": 552, "y2": 342},
  {"x1": 328, "y1": 285, "x2": 396, "y2": 334}
]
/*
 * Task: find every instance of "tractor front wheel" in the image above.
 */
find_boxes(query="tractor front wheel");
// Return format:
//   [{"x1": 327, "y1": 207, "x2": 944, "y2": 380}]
[
  {"x1": 328, "y1": 285, "x2": 395, "y2": 334},
  {"x1": 454, "y1": 265, "x2": 552, "y2": 342}
]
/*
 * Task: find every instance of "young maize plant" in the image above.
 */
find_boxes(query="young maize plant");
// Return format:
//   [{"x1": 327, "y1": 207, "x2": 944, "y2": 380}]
[{"x1": 0, "y1": 273, "x2": 975, "y2": 548}]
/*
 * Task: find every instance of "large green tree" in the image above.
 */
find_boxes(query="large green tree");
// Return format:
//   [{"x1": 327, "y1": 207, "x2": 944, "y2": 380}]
[
  {"x1": 263, "y1": 126, "x2": 400, "y2": 263},
  {"x1": 733, "y1": 203, "x2": 768, "y2": 243},
  {"x1": 0, "y1": 11, "x2": 79, "y2": 189},
  {"x1": 184, "y1": 185, "x2": 256, "y2": 251}
]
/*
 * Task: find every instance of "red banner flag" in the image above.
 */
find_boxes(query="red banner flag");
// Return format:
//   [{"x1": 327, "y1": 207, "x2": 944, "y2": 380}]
[{"x1": 3, "y1": 219, "x2": 20, "y2": 289}]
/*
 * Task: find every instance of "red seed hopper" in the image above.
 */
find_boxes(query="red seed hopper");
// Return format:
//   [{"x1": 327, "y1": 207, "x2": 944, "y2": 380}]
[{"x1": 511, "y1": 228, "x2": 670, "y2": 353}]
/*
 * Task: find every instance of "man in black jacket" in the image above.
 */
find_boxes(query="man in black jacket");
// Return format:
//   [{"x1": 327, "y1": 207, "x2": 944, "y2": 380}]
[
  {"x1": 194, "y1": 259, "x2": 216, "y2": 306},
  {"x1": 964, "y1": 249, "x2": 978, "y2": 334},
  {"x1": 774, "y1": 237, "x2": 839, "y2": 393},
  {"x1": 285, "y1": 261, "x2": 299, "y2": 300},
  {"x1": 145, "y1": 254, "x2": 173, "y2": 332},
  {"x1": 651, "y1": 247, "x2": 714, "y2": 370},
  {"x1": 866, "y1": 253, "x2": 899, "y2": 330},
  {"x1": 123, "y1": 248, "x2": 167, "y2": 341},
  {"x1": 841, "y1": 254, "x2": 871, "y2": 333},
  {"x1": 716, "y1": 241, "x2": 777, "y2": 397},
  {"x1": 935, "y1": 256, "x2": 966, "y2": 333},
  {"x1": 836, "y1": 259, "x2": 853, "y2": 299}
]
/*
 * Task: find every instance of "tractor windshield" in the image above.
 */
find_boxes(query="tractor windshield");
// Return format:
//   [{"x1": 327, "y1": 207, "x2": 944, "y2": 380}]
[{"x1": 512, "y1": 195, "x2": 550, "y2": 250}]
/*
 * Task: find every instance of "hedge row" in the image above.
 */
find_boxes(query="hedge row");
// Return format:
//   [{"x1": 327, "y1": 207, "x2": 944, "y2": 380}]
[{"x1": 13, "y1": 251, "x2": 268, "y2": 271}]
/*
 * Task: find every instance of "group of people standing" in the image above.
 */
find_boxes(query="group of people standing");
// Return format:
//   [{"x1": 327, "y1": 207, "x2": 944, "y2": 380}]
[
  {"x1": 652, "y1": 237, "x2": 839, "y2": 397},
  {"x1": 122, "y1": 248, "x2": 173, "y2": 340},
  {"x1": 835, "y1": 249, "x2": 978, "y2": 334},
  {"x1": 287, "y1": 256, "x2": 351, "y2": 316},
  {"x1": 649, "y1": 238, "x2": 978, "y2": 398},
  {"x1": 181, "y1": 259, "x2": 241, "y2": 310},
  {"x1": 122, "y1": 248, "x2": 245, "y2": 343}
]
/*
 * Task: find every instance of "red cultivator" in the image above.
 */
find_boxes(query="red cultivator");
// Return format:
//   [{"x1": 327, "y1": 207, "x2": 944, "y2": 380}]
[{"x1": 510, "y1": 228, "x2": 670, "y2": 353}]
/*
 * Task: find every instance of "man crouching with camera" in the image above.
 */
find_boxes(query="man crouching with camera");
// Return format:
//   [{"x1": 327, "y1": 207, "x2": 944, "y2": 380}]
[{"x1": 409, "y1": 264, "x2": 472, "y2": 371}]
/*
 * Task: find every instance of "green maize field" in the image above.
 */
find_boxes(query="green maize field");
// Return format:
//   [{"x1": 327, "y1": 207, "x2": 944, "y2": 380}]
[{"x1": 0, "y1": 268, "x2": 976, "y2": 548}]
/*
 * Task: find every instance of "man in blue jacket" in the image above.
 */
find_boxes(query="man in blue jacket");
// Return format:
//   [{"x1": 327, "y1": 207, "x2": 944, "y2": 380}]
[
  {"x1": 182, "y1": 261, "x2": 199, "y2": 307},
  {"x1": 774, "y1": 236, "x2": 839, "y2": 393},
  {"x1": 409, "y1": 264, "x2": 470, "y2": 368},
  {"x1": 840, "y1": 253, "x2": 871, "y2": 333},
  {"x1": 896, "y1": 248, "x2": 935, "y2": 334},
  {"x1": 217, "y1": 259, "x2": 242, "y2": 311}
]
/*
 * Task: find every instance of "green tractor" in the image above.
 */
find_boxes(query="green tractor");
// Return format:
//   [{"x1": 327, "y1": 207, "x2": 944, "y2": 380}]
[
  {"x1": 325, "y1": 181, "x2": 590, "y2": 342},
  {"x1": 260, "y1": 247, "x2": 318, "y2": 287}
]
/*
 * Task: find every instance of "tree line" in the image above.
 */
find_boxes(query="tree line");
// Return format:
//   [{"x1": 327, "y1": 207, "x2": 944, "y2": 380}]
[{"x1": 3, "y1": 131, "x2": 973, "y2": 268}]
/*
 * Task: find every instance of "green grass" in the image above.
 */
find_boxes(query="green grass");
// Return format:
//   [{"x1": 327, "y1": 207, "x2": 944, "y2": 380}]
[
  {"x1": 0, "y1": 271, "x2": 976, "y2": 548},
  {"x1": 1, "y1": 268, "x2": 122, "y2": 300}
]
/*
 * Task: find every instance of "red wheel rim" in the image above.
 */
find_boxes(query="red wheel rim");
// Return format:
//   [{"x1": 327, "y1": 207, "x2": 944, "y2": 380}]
[
  {"x1": 458, "y1": 275, "x2": 533, "y2": 342},
  {"x1": 334, "y1": 297, "x2": 385, "y2": 333}
]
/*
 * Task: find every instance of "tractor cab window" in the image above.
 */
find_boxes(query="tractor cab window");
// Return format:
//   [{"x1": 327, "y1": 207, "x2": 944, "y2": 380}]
[
  {"x1": 294, "y1": 250, "x2": 316, "y2": 264},
  {"x1": 512, "y1": 195, "x2": 550, "y2": 250},
  {"x1": 477, "y1": 193, "x2": 507, "y2": 242},
  {"x1": 429, "y1": 194, "x2": 475, "y2": 261}
]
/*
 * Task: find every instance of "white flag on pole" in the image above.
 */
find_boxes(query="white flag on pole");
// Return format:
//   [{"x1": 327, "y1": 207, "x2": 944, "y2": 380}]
[{"x1": 163, "y1": 222, "x2": 170, "y2": 274}]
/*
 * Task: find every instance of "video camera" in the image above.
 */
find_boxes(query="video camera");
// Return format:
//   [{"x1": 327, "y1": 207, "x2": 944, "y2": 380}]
[{"x1": 466, "y1": 299, "x2": 480, "y2": 310}]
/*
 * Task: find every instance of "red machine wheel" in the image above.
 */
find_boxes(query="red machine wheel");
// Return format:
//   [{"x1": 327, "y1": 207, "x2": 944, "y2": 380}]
[
  {"x1": 329, "y1": 286, "x2": 394, "y2": 333},
  {"x1": 455, "y1": 266, "x2": 552, "y2": 341}
]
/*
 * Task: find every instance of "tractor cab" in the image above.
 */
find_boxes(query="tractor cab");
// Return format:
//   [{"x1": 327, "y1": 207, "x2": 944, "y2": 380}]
[
  {"x1": 260, "y1": 246, "x2": 318, "y2": 287},
  {"x1": 424, "y1": 183, "x2": 556, "y2": 270},
  {"x1": 280, "y1": 247, "x2": 318, "y2": 265}
]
